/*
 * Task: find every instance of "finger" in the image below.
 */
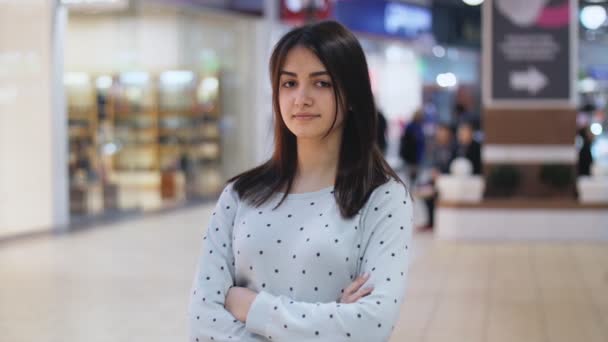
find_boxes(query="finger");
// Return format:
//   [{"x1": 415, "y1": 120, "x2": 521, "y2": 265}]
[
  {"x1": 353, "y1": 286, "x2": 374, "y2": 300},
  {"x1": 347, "y1": 286, "x2": 373, "y2": 303},
  {"x1": 343, "y1": 273, "x2": 368, "y2": 294},
  {"x1": 342, "y1": 286, "x2": 373, "y2": 304},
  {"x1": 344, "y1": 273, "x2": 370, "y2": 295}
]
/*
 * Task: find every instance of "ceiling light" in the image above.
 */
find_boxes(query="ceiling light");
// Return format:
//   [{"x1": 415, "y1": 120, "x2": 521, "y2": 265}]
[
  {"x1": 462, "y1": 0, "x2": 484, "y2": 6},
  {"x1": 580, "y1": 5, "x2": 607, "y2": 30}
]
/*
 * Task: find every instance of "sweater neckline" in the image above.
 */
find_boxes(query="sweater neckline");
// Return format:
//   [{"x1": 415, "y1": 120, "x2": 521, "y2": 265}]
[{"x1": 279, "y1": 186, "x2": 334, "y2": 200}]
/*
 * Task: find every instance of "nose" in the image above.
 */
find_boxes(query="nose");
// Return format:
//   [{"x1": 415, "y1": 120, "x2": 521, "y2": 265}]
[{"x1": 294, "y1": 86, "x2": 313, "y2": 107}]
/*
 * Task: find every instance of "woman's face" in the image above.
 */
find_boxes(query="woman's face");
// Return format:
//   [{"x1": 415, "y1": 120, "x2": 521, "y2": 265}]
[{"x1": 278, "y1": 46, "x2": 345, "y2": 140}]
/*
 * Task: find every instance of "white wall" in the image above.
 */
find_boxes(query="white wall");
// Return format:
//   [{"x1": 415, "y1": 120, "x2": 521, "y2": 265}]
[
  {"x1": 0, "y1": 0, "x2": 69, "y2": 237},
  {"x1": 66, "y1": 9, "x2": 180, "y2": 73}
]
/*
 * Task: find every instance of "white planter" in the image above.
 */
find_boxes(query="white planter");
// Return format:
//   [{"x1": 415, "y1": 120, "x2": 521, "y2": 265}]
[
  {"x1": 436, "y1": 175, "x2": 485, "y2": 203},
  {"x1": 591, "y1": 163, "x2": 608, "y2": 177},
  {"x1": 577, "y1": 176, "x2": 608, "y2": 204}
]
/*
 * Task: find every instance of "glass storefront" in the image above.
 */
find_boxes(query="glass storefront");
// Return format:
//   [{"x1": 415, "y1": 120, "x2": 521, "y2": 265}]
[
  {"x1": 64, "y1": 3, "x2": 259, "y2": 219},
  {"x1": 66, "y1": 70, "x2": 224, "y2": 216}
]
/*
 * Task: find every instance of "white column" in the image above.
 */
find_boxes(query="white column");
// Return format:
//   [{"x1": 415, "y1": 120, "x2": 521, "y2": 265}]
[
  {"x1": 0, "y1": 0, "x2": 69, "y2": 238},
  {"x1": 252, "y1": 0, "x2": 282, "y2": 165}
]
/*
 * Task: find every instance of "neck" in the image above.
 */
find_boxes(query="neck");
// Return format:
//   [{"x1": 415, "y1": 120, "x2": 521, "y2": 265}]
[{"x1": 293, "y1": 129, "x2": 342, "y2": 191}]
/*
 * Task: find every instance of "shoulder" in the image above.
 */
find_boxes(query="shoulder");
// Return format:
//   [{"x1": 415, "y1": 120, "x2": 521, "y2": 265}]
[
  {"x1": 363, "y1": 179, "x2": 410, "y2": 213},
  {"x1": 358, "y1": 178, "x2": 413, "y2": 233},
  {"x1": 217, "y1": 182, "x2": 240, "y2": 206}
]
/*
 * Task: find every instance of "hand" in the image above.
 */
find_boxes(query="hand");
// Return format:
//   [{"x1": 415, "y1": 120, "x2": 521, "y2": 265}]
[
  {"x1": 339, "y1": 273, "x2": 373, "y2": 304},
  {"x1": 225, "y1": 286, "x2": 257, "y2": 323}
]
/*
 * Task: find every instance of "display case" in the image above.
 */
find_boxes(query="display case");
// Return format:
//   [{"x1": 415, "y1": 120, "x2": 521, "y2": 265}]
[
  {"x1": 65, "y1": 72, "x2": 103, "y2": 215},
  {"x1": 110, "y1": 71, "x2": 162, "y2": 210},
  {"x1": 158, "y1": 71, "x2": 223, "y2": 199},
  {"x1": 94, "y1": 75, "x2": 119, "y2": 211},
  {"x1": 67, "y1": 69, "x2": 224, "y2": 216}
]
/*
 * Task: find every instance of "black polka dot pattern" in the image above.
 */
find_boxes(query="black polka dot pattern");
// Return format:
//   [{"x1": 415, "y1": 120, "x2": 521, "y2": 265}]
[{"x1": 189, "y1": 181, "x2": 412, "y2": 341}]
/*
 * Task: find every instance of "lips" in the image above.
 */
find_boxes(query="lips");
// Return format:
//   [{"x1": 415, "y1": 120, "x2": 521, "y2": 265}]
[{"x1": 293, "y1": 113, "x2": 321, "y2": 120}]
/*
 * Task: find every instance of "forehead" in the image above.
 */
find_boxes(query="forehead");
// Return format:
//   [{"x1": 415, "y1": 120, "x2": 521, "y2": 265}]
[{"x1": 281, "y1": 46, "x2": 326, "y2": 73}]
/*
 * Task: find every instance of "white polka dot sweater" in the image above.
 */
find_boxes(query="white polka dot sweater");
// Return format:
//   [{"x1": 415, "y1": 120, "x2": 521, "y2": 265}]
[{"x1": 189, "y1": 179, "x2": 413, "y2": 341}]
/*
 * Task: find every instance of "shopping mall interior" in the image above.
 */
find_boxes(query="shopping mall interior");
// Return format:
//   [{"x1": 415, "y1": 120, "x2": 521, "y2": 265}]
[{"x1": 1, "y1": 0, "x2": 607, "y2": 341}]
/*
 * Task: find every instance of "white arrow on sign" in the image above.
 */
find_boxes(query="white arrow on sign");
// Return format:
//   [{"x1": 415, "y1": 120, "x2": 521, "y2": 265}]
[{"x1": 509, "y1": 66, "x2": 548, "y2": 95}]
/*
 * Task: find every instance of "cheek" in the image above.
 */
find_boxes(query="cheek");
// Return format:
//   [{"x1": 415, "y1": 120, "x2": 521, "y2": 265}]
[
  {"x1": 335, "y1": 110, "x2": 346, "y2": 127},
  {"x1": 323, "y1": 94, "x2": 342, "y2": 124},
  {"x1": 319, "y1": 92, "x2": 337, "y2": 114},
  {"x1": 278, "y1": 94, "x2": 291, "y2": 118}
]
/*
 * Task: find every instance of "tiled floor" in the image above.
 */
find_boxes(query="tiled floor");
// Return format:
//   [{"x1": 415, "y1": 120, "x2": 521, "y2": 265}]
[
  {"x1": 1, "y1": 205, "x2": 607, "y2": 342},
  {"x1": 396, "y1": 237, "x2": 608, "y2": 342}
]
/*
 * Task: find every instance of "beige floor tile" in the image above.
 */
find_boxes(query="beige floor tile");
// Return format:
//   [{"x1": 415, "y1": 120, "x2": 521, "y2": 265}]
[
  {"x1": 440, "y1": 270, "x2": 490, "y2": 298},
  {"x1": 590, "y1": 287, "x2": 608, "y2": 312},
  {"x1": 424, "y1": 297, "x2": 486, "y2": 342},
  {"x1": 535, "y1": 269, "x2": 585, "y2": 290},
  {"x1": 489, "y1": 285, "x2": 539, "y2": 303},
  {"x1": 389, "y1": 332, "x2": 423, "y2": 342},
  {"x1": 532, "y1": 243, "x2": 573, "y2": 257},
  {"x1": 409, "y1": 257, "x2": 452, "y2": 276},
  {"x1": 424, "y1": 243, "x2": 461, "y2": 263},
  {"x1": 539, "y1": 287, "x2": 591, "y2": 305},
  {"x1": 446, "y1": 264, "x2": 492, "y2": 277},
  {"x1": 493, "y1": 257, "x2": 532, "y2": 272},
  {"x1": 450, "y1": 244, "x2": 495, "y2": 269},
  {"x1": 491, "y1": 267, "x2": 536, "y2": 287},
  {"x1": 600, "y1": 312, "x2": 608, "y2": 333},
  {"x1": 569, "y1": 244, "x2": 608, "y2": 265},
  {"x1": 577, "y1": 264, "x2": 608, "y2": 289},
  {"x1": 486, "y1": 302, "x2": 545, "y2": 342},
  {"x1": 394, "y1": 297, "x2": 436, "y2": 338},
  {"x1": 542, "y1": 302, "x2": 608, "y2": 342},
  {"x1": 406, "y1": 273, "x2": 445, "y2": 298},
  {"x1": 408, "y1": 261, "x2": 448, "y2": 277},
  {"x1": 535, "y1": 263, "x2": 578, "y2": 273},
  {"x1": 409, "y1": 257, "x2": 453, "y2": 274},
  {"x1": 493, "y1": 243, "x2": 531, "y2": 257},
  {"x1": 531, "y1": 245, "x2": 576, "y2": 271},
  {"x1": 424, "y1": 332, "x2": 483, "y2": 342}
]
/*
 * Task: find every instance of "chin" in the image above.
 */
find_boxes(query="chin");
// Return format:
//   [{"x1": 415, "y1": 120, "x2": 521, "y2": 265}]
[
  {"x1": 284, "y1": 122, "x2": 320, "y2": 137},
  {"x1": 291, "y1": 130, "x2": 326, "y2": 140}
]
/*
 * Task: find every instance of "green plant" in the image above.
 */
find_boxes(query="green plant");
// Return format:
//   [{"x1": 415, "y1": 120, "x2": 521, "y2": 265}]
[
  {"x1": 539, "y1": 164, "x2": 573, "y2": 189},
  {"x1": 487, "y1": 165, "x2": 521, "y2": 197}
]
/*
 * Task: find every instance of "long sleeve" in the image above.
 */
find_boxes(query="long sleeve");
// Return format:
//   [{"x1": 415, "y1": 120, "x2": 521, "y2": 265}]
[
  {"x1": 188, "y1": 184, "x2": 248, "y2": 342},
  {"x1": 244, "y1": 181, "x2": 413, "y2": 342}
]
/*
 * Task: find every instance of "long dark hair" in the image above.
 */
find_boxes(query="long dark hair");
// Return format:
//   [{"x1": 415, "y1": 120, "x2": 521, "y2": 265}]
[{"x1": 229, "y1": 20, "x2": 403, "y2": 218}]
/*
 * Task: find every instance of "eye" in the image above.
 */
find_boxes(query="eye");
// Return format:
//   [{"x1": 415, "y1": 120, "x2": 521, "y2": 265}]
[
  {"x1": 281, "y1": 80, "x2": 296, "y2": 88},
  {"x1": 315, "y1": 81, "x2": 332, "y2": 88}
]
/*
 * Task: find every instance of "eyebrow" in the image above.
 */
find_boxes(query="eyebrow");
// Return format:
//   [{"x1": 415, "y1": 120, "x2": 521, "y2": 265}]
[{"x1": 280, "y1": 70, "x2": 329, "y2": 77}]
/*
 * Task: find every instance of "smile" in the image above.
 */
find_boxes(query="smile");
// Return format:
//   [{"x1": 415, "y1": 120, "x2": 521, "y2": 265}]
[{"x1": 293, "y1": 113, "x2": 321, "y2": 120}]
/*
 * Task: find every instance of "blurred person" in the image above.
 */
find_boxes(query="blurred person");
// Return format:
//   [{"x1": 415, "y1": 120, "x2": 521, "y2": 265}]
[
  {"x1": 455, "y1": 122, "x2": 482, "y2": 175},
  {"x1": 421, "y1": 123, "x2": 455, "y2": 230},
  {"x1": 399, "y1": 109, "x2": 426, "y2": 183},
  {"x1": 188, "y1": 21, "x2": 413, "y2": 342},
  {"x1": 578, "y1": 126, "x2": 594, "y2": 176},
  {"x1": 453, "y1": 103, "x2": 479, "y2": 131},
  {"x1": 377, "y1": 109, "x2": 388, "y2": 154},
  {"x1": 69, "y1": 141, "x2": 91, "y2": 181},
  {"x1": 430, "y1": 123, "x2": 456, "y2": 176}
]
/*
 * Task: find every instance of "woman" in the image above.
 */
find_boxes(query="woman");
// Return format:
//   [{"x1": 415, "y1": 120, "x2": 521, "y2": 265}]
[{"x1": 189, "y1": 21, "x2": 413, "y2": 342}]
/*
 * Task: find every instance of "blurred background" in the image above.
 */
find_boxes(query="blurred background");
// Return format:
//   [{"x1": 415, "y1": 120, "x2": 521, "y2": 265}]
[{"x1": 0, "y1": 0, "x2": 607, "y2": 341}]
